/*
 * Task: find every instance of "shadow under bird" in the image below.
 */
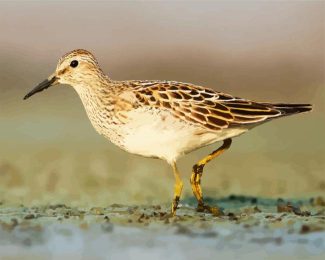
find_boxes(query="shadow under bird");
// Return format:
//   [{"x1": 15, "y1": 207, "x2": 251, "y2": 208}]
[{"x1": 24, "y1": 49, "x2": 312, "y2": 216}]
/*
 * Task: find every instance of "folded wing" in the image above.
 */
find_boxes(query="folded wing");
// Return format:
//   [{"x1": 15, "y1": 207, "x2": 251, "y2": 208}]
[{"x1": 130, "y1": 80, "x2": 311, "y2": 131}]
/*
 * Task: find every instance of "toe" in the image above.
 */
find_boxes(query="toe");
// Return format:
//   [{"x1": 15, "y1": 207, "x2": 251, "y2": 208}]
[{"x1": 196, "y1": 203, "x2": 224, "y2": 216}]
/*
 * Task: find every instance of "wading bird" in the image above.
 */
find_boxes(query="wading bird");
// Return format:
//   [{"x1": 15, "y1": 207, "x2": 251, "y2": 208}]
[{"x1": 24, "y1": 49, "x2": 312, "y2": 216}]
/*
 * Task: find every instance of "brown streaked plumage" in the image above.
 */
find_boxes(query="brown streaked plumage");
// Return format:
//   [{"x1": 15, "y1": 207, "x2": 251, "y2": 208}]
[{"x1": 23, "y1": 49, "x2": 312, "y2": 216}]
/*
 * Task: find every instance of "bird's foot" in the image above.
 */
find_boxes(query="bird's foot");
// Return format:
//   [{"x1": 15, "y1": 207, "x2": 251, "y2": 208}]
[
  {"x1": 197, "y1": 203, "x2": 224, "y2": 217},
  {"x1": 170, "y1": 196, "x2": 180, "y2": 216}
]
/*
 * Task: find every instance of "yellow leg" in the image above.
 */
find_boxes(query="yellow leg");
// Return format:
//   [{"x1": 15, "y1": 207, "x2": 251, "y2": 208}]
[
  {"x1": 190, "y1": 138, "x2": 232, "y2": 216},
  {"x1": 171, "y1": 162, "x2": 184, "y2": 216}
]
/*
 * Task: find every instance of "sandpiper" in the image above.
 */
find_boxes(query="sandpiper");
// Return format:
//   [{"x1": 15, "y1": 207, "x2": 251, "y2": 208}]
[{"x1": 24, "y1": 49, "x2": 312, "y2": 216}]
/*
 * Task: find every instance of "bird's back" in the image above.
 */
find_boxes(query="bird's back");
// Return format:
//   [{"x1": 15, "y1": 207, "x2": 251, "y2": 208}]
[{"x1": 123, "y1": 80, "x2": 312, "y2": 129}]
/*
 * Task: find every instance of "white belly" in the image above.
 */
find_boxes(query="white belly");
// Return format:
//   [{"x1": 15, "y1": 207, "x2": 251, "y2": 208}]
[{"x1": 119, "y1": 108, "x2": 247, "y2": 164}]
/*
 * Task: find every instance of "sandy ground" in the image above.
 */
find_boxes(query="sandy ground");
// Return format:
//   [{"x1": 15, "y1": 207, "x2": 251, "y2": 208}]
[{"x1": 0, "y1": 196, "x2": 324, "y2": 260}]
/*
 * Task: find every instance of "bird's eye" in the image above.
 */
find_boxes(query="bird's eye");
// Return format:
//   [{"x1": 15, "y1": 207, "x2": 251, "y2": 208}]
[{"x1": 70, "y1": 60, "x2": 78, "y2": 68}]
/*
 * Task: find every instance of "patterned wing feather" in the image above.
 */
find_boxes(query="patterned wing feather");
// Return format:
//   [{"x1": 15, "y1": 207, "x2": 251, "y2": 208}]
[{"x1": 129, "y1": 81, "x2": 283, "y2": 131}]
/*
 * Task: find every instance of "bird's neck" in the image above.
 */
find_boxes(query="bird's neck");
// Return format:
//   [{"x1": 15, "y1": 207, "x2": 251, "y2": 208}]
[
  {"x1": 72, "y1": 81, "x2": 120, "y2": 135},
  {"x1": 72, "y1": 80, "x2": 131, "y2": 148}
]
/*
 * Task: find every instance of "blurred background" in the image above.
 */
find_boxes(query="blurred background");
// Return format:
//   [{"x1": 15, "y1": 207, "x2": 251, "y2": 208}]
[{"x1": 0, "y1": 1, "x2": 324, "y2": 207}]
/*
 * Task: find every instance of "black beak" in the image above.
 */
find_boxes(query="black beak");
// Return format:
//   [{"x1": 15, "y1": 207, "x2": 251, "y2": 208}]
[{"x1": 23, "y1": 76, "x2": 58, "y2": 100}]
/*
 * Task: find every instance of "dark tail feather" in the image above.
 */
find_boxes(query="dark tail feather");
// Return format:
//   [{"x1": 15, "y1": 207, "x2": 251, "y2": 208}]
[{"x1": 270, "y1": 103, "x2": 313, "y2": 116}]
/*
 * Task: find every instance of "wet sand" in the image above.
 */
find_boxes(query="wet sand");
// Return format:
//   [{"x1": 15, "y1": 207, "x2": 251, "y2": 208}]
[{"x1": 0, "y1": 196, "x2": 324, "y2": 259}]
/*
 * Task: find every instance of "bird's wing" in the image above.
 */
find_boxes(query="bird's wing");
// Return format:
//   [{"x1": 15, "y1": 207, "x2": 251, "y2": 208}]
[{"x1": 128, "y1": 80, "x2": 281, "y2": 131}]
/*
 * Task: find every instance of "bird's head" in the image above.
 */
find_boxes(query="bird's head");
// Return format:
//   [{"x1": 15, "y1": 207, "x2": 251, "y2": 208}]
[{"x1": 24, "y1": 49, "x2": 105, "y2": 100}]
